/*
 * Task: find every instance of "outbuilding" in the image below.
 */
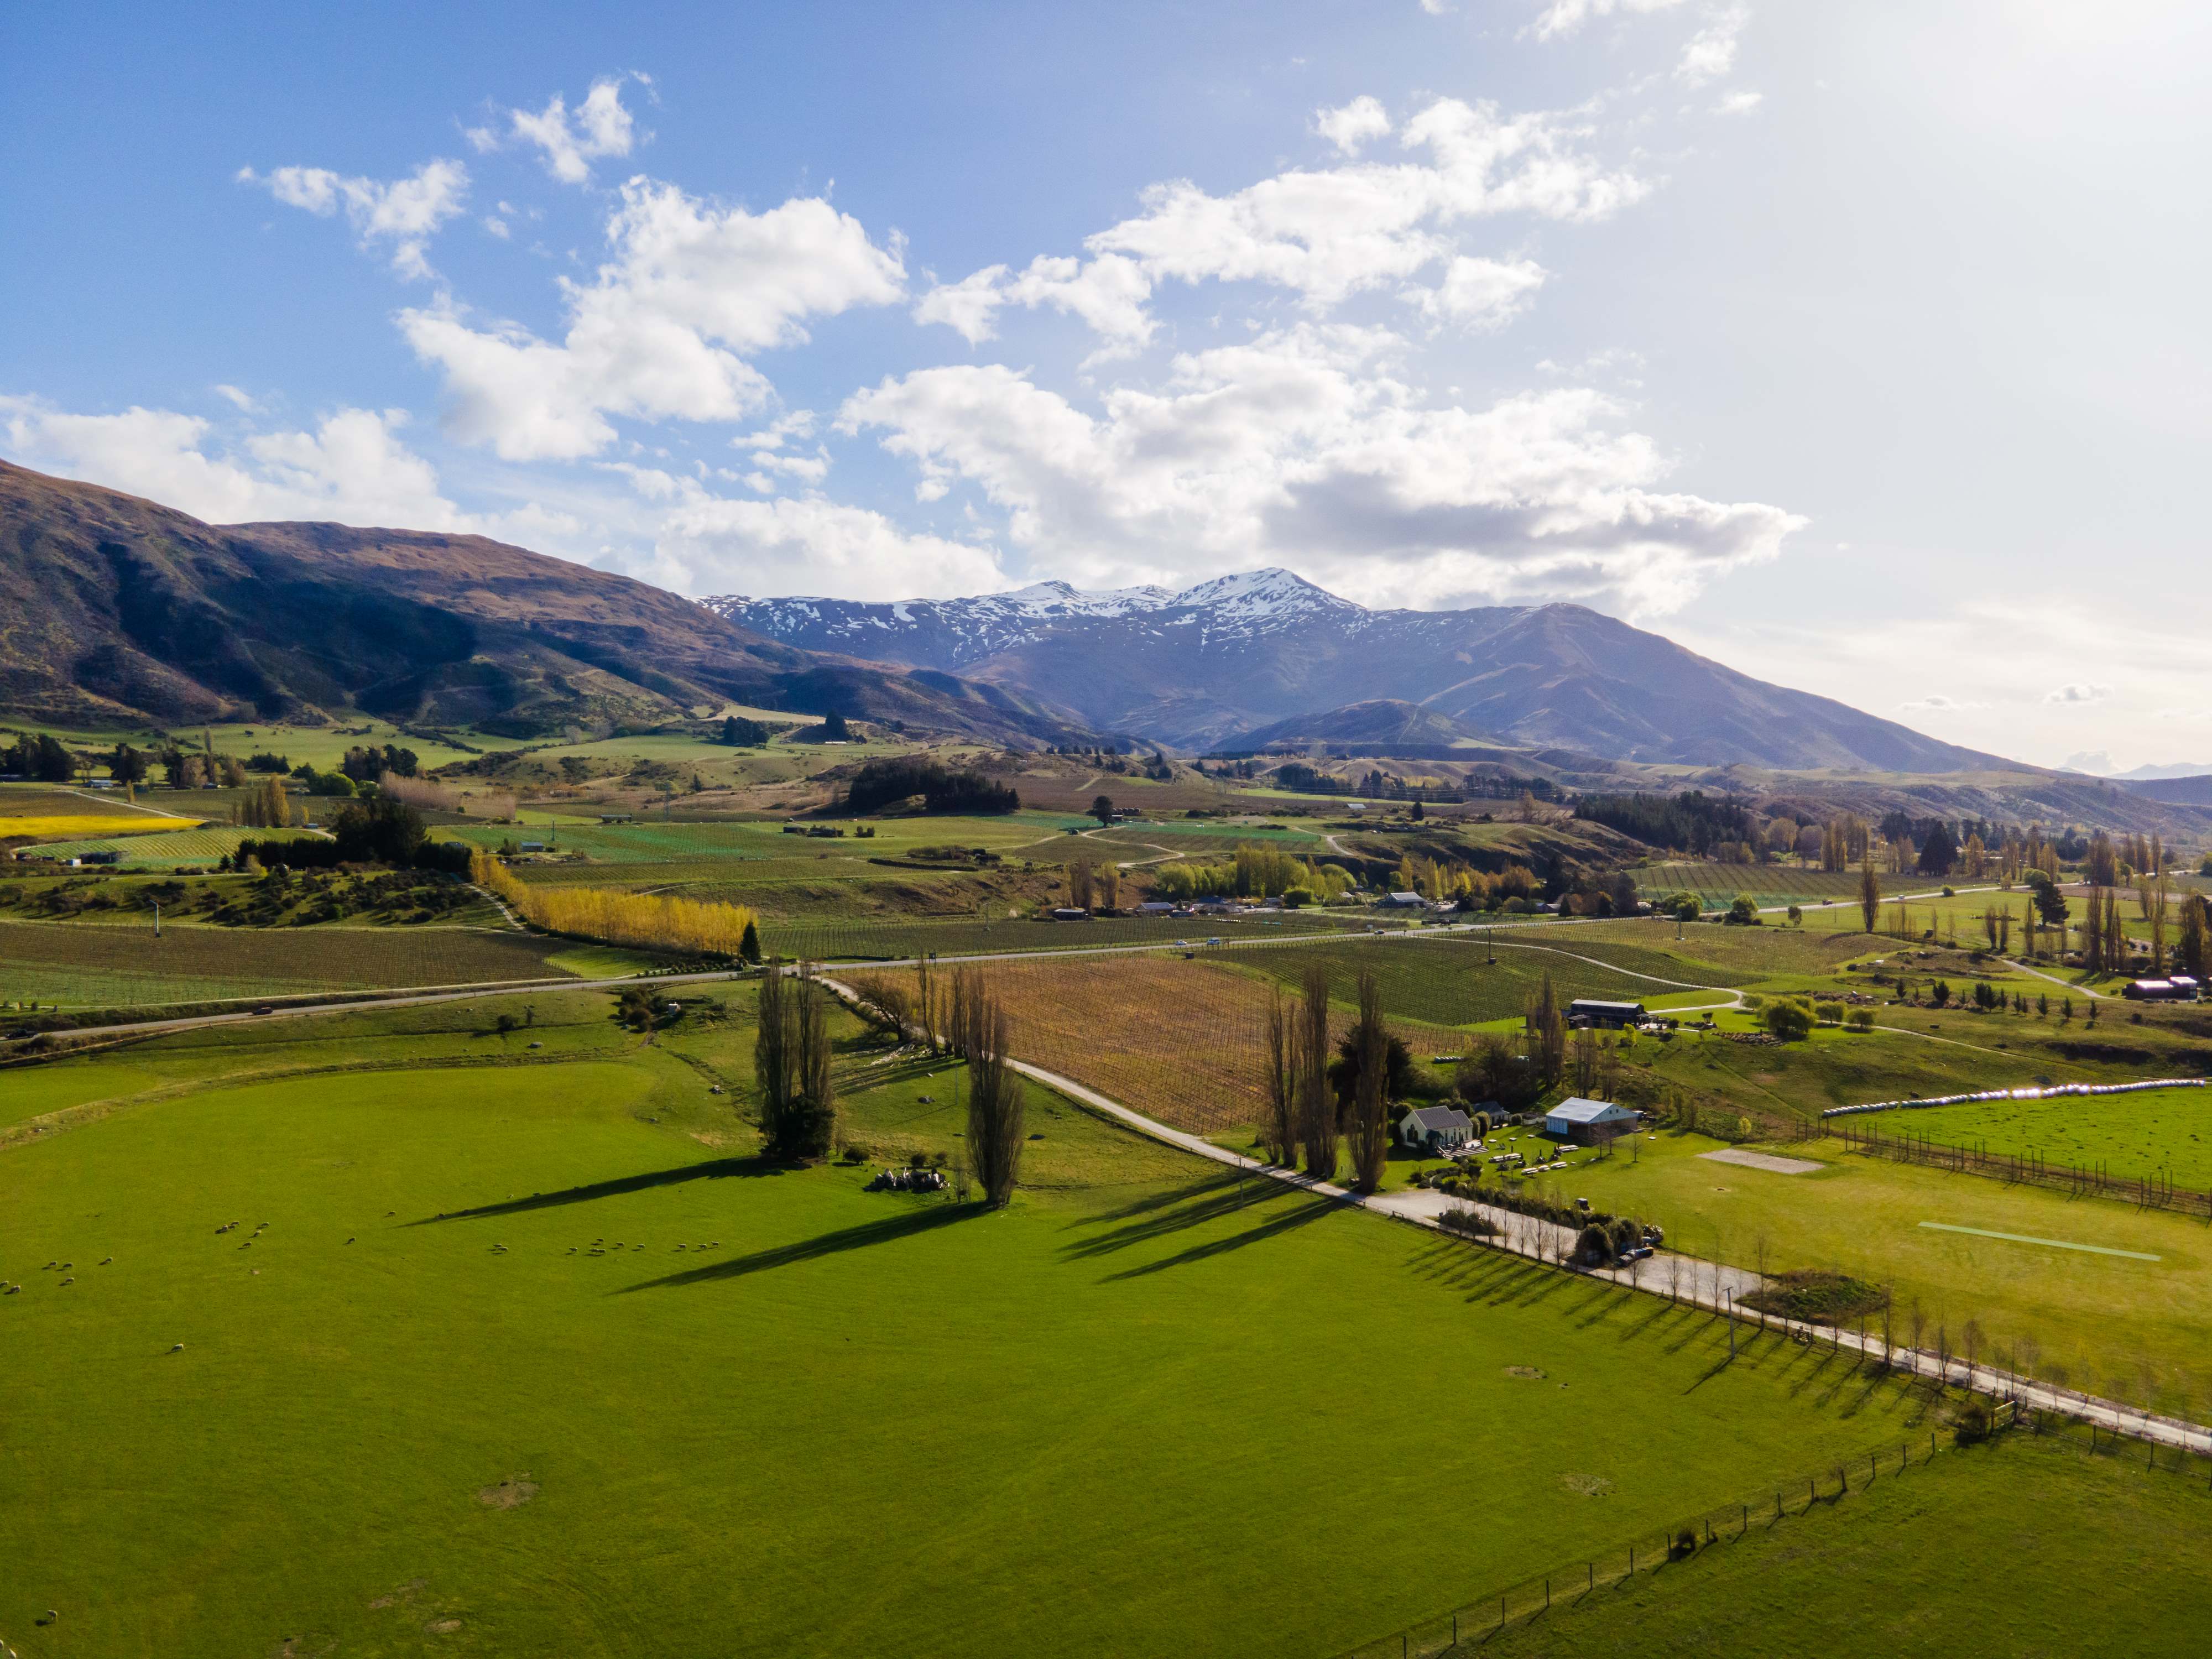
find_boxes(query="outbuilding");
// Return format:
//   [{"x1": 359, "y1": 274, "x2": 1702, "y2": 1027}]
[
  {"x1": 1400, "y1": 1104, "x2": 1475, "y2": 1153},
  {"x1": 2122, "y1": 978, "x2": 2199, "y2": 1001},
  {"x1": 1544, "y1": 1097, "x2": 1640, "y2": 1144},
  {"x1": 1567, "y1": 999, "x2": 1646, "y2": 1029}
]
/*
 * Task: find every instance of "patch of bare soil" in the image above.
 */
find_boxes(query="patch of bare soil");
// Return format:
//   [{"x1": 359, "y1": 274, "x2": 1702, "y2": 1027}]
[
  {"x1": 368, "y1": 1579, "x2": 425, "y2": 1610},
  {"x1": 477, "y1": 1473, "x2": 539, "y2": 1508},
  {"x1": 1505, "y1": 1365, "x2": 1548, "y2": 1379}
]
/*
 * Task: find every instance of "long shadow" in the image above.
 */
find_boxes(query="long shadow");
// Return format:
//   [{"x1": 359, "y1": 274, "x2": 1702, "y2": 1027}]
[
  {"x1": 1066, "y1": 1168, "x2": 1245, "y2": 1229},
  {"x1": 619, "y1": 1203, "x2": 975, "y2": 1291},
  {"x1": 414, "y1": 1155, "x2": 782, "y2": 1224},
  {"x1": 1098, "y1": 1193, "x2": 1336, "y2": 1281},
  {"x1": 1061, "y1": 1178, "x2": 1292, "y2": 1262}
]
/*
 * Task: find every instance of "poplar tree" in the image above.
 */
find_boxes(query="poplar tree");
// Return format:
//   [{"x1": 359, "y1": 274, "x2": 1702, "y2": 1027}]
[
  {"x1": 1859, "y1": 857, "x2": 1881, "y2": 935},
  {"x1": 1348, "y1": 973, "x2": 1390, "y2": 1193},
  {"x1": 1262, "y1": 985, "x2": 1295, "y2": 1164},
  {"x1": 963, "y1": 983, "x2": 1026, "y2": 1207},
  {"x1": 1297, "y1": 963, "x2": 1336, "y2": 1180}
]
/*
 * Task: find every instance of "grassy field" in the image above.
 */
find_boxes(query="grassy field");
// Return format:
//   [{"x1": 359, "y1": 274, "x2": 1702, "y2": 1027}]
[
  {"x1": 1216, "y1": 934, "x2": 1736, "y2": 1028},
  {"x1": 1864, "y1": 1086, "x2": 2212, "y2": 1188},
  {"x1": 1, "y1": 985, "x2": 1950, "y2": 1658},
  {"x1": 0, "y1": 917, "x2": 582, "y2": 1008},
  {"x1": 1468, "y1": 1427, "x2": 2212, "y2": 1659},
  {"x1": 1553, "y1": 1124, "x2": 2212, "y2": 1413}
]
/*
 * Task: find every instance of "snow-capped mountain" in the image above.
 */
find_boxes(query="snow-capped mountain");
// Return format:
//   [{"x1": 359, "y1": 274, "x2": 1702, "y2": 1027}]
[
  {"x1": 699, "y1": 567, "x2": 2007, "y2": 771},
  {"x1": 700, "y1": 567, "x2": 1349, "y2": 662}
]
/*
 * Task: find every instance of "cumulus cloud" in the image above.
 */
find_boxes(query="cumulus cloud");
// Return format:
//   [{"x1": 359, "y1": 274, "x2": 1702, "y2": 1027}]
[
  {"x1": 1712, "y1": 89, "x2": 1764, "y2": 116},
  {"x1": 2046, "y1": 682, "x2": 2113, "y2": 705},
  {"x1": 238, "y1": 158, "x2": 468, "y2": 279},
  {"x1": 468, "y1": 75, "x2": 645, "y2": 185},
  {"x1": 653, "y1": 494, "x2": 1009, "y2": 598},
  {"x1": 1314, "y1": 96, "x2": 1392, "y2": 156},
  {"x1": 1, "y1": 397, "x2": 462, "y2": 528},
  {"x1": 401, "y1": 180, "x2": 906, "y2": 460},
  {"x1": 1677, "y1": 5, "x2": 1749, "y2": 86},
  {"x1": 1526, "y1": 0, "x2": 1686, "y2": 42},
  {"x1": 915, "y1": 96, "x2": 1645, "y2": 347},
  {"x1": 842, "y1": 324, "x2": 1801, "y2": 614},
  {"x1": 1404, "y1": 255, "x2": 1547, "y2": 328}
]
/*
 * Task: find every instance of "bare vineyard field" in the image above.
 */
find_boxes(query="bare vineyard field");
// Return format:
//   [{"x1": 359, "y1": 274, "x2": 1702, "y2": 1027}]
[
  {"x1": 28, "y1": 825, "x2": 322, "y2": 867},
  {"x1": 860, "y1": 953, "x2": 1463, "y2": 1133},
  {"x1": 1639, "y1": 862, "x2": 1888, "y2": 908},
  {"x1": 1564, "y1": 917, "x2": 1878, "y2": 978},
  {"x1": 0, "y1": 919, "x2": 581, "y2": 1008}
]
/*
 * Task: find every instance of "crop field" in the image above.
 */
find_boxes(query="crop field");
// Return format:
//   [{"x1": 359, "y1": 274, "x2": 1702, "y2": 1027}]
[
  {"x1": 859, "y1": 952, "x2": 1469, "y2": 1133},
  {"x1": 1472, "y1": 1429, "x2": 2212, "y2": 1659},
  {"x1": 779, "y1": 911, "x2": 1380, "y2": 962},
  {"x1": 2, "y1": 987, "x2": 1944, "y2": 1657},
  {"x1": 1557, "y1": 1125, "x2": 2212, "y2": 1413},
  {"x1": 1863, "y1": 1087, "x2": 2212, "y2": 1190},
  {"x1": 0, "y1": 917, "x2": 581, "y2": 1008},
  {"x1": 0, "y1": 813, "x2": 200, "y2": 843},
  {"x1": 1216, "y1": 934, "x2": 1737, "y2": 1028},
  {"x1": 1637, "y1": 863, "x2": 1938, "y2": 909},
  {"x1": 1566, "y1": 917, "x2": 1882, "y2": 980},
  {"x1": 27, "y1": 825, "x2": 322, "y2": 867}
]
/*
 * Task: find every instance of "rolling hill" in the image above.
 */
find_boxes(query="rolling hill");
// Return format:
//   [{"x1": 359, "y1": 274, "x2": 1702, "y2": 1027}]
[{"x1": 0, "y1": 461, "x2": 1085, "y2": 744}]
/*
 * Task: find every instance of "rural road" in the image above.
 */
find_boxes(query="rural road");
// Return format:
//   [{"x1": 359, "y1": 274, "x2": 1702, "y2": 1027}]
[{"x1": 1009, "y1": 1054, "x2": 2212, "y2": 1458}]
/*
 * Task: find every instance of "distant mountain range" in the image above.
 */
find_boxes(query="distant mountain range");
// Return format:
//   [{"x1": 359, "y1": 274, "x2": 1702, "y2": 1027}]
[
  {"x1": 706, "y1": 570, "x2": 2012, "y2": 773},
  {"x1": 0, "y1": 461, "x2": 1084, "y2": 745},
  {"x1": 2062, "y1": 752, "x2": 2212, "y2": 782}
]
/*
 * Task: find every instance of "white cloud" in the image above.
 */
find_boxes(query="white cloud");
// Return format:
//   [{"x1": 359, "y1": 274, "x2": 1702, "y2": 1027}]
[
  {"x1": 1314, "y1": 96, "x2": 1392, "y2": 156},
  {"x1": 1404, "y1": 255, "x2": 1547, "y2": 328},
  {"x1": 653, "y1": 495, "x2": 1010, "y2": 599},
  {"x1": 842, "y1": 324, "x2": 1801, "y2": 615},
  {"x1": 239, "y1": 159, "x2": 469, "y2": 279},
  {"x1": 1526, "y1": 0, "x2": 1685, "y2": 43},
  {"x1": 2046, "y1": 682, "x2": 2113, "y2": 705},
  {"x1": 1677, "y1": 6, "x2": 1749, "y2": 87},
  {"x1": 1897, "y1": 693, "x2": 1984, "y2": 714},
  {"x1": 916, "y1": 96, "x2": 1645, "y2": 347},
  {"x1": 1, "y1": 398, "x2": 462, "y2": 529},
  {"x1": 402, "y1": 180, "x2": 906, "y2": 460},
  {"x1": 213, "y1": 384, "x2": 258, "y2": 412},
  {"x1": 469, "y1": 75, "x2": 645, "y2": 185},
  {"x1": 1712, "y1": 90, "x2": 1764, "y2": 116}
]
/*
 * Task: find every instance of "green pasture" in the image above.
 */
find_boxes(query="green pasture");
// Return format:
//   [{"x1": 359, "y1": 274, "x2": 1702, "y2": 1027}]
[
  {"x1": 4, "y1": 718, "x2": 518, "y2": 773},
  {"x1": 1553, "y1": 1125, "x2": 2212, "y2": 1412},
  {"x1": 0, "y1": 917, "x2": 580, "y2": 1008},
  {"x1": 0, "y1": 988, "x2": 1945, "y2": 1658},
  {"x1": 1865, "y1": 1086, "x2": 2212, "y2": 1190},
  {"x1": 1473, "y1": 1428, "x2": 2212, "y2": 1659}
]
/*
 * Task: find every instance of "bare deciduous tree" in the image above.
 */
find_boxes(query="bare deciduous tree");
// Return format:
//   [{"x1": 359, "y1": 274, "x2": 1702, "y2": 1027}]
[
  {"x1": 1348, "y1": 972, "x2": 1390, "y2": 1192},
  {"x1": 962, "y1": 980, "x2": 1026, "y2": 1207},
  {"x1": 1296, "y1": 963, "x2": 1337, "y2": 1180},
  {"x1": 1262, "y1": 985, "x2": 1295, "y2": 1165}
]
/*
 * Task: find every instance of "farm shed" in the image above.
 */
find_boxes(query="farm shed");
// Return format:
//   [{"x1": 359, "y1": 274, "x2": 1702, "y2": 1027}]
[
  {"x1": 1545, "y1": 1098, "x2": 1640, "y2": 1144},
  {"x1": 2122, "y1": 978, "x2": 2199, "y2": 1001},
  {"x1": 1567, "y1": 999, "x2": 1646, "y2": 1029},
  {"x1": 1399, "y1": 1104, "x2": 1475, "y2": 1152}
]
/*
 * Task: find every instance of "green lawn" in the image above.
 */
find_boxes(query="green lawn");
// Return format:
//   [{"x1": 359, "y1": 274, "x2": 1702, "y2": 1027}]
[{"x1": 3, "y1": 989, "x2": 1945, "y2": 1658}]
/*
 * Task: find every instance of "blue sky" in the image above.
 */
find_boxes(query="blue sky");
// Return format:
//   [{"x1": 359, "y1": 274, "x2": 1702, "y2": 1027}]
[{"x1": 3, "y1": 1, "x2": 2206, "y2": 769}]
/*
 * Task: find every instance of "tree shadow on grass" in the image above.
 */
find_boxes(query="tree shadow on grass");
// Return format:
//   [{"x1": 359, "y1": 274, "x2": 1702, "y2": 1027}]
[
  {"x1": 413, "y1": 1155, "x2": 783, "y2": 1224},
  {"x1": 1065, "y1": 1168, "x2": 1246, "y2": 1230},
  {"x1": 1061, "y1": 1173, "x2": 1296, "y2": 1262},
  {"x1": 1097, "y1": 1192, "x2": 1338, "y2": 1281},
  {"x1": 618, "y1": 1203, "x2": 977, "y2": 1292}
]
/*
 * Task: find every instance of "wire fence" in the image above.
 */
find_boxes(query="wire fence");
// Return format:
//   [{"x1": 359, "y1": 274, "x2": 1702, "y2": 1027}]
[
  {"x1": 1329, "y1": 1407, "x2": 2212, "y2": 1659},
  {"x1": 1833, "y1": 1117, "x2": 2212, "y2": 1220}
]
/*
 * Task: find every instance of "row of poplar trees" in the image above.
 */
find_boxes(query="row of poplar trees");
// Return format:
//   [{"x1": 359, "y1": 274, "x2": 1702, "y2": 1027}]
[
  {"x1": 1260, "y1": 966, "x2": 1394, "y2": 1193},
  {"x1": 794, "y1": 959, "x2": 1029, "y2": 1207}
]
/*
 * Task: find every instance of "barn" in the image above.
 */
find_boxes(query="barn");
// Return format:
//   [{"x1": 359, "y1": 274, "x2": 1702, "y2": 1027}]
[
  {"x1": 1567, "y1": 999, "x2": 1646, "y2": 1029},
  {"x1": 1544, "y1": 1097, "x2": 1640, "y2": 1144}
]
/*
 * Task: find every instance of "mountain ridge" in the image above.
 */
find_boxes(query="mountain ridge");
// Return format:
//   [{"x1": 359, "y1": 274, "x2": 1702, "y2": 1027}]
[
  {"x1": 0, "y1": 460, "x2": 1088, "y2": 745},
  {"x1": 705, "y1": 571, "x2": 2017, "y2": 772}
]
